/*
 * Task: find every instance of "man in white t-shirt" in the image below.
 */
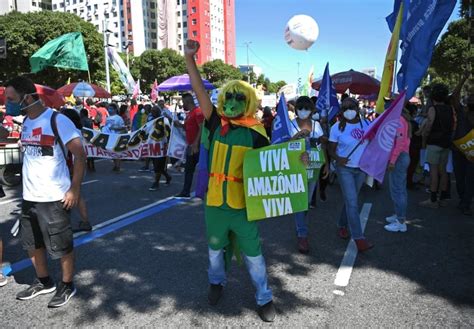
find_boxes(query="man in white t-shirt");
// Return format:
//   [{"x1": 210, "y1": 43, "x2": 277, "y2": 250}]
[{"x1": 4, "y1": 76, "x2": 86, "y2": 308}]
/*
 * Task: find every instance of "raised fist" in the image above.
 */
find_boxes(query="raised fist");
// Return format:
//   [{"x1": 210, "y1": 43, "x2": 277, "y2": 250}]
[{"x1": 184, "y1": 40, "x2": 200, "y2": 57}]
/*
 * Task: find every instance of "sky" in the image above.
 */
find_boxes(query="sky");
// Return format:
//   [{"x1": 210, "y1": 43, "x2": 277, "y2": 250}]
[{"x1": 234, "y1": 0, "x2": 461, "y2": 85}]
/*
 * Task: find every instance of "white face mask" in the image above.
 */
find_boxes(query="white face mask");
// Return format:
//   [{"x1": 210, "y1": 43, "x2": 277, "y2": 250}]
[
  {"x1": 312, "y1": 112, "x2": 320, "y2": 121},
  {"x1": 343, "y1": 109, "x2": 357, "y2": 120},
  {"x1": 297, "y1": 108, "x2": 311, "y2": 119}
]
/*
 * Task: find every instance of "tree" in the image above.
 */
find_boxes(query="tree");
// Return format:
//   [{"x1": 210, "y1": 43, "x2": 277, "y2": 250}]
[
  {"x1": 0, "y1": 11, "x2": 104, "y2": 88},
  {"x1": 242, "y1": 71, "x2": 257, "y2": 85},
  {"x1": 136, "y1": 48, "x2": 186, "y2": 93},
  {"x1": 201, "y1": 59, "x2": 243, "y2": 87},
  {"x1": 267, "y1": 80, "x2": 287, "y2": 94},
  {"x1": 429, "y1": 18, "x2": 473, "y2": 89}
]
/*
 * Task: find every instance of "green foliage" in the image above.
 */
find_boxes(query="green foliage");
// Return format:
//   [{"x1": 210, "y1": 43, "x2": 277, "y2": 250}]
[
  {"x1": 429, "y1": 18, "x2": 473, "y2": 89},
  {"x1": 267, "y1": 80, "x2": 287, "y2": 94},
  {"x1": 136, "y1": 48, "x2": 186, "y2": 93},
  {"x1": 201, "y1": 59, "x2": 243, "y2": 87},
  {"x1": 0, "y1": 11, "x2": 104, "y2": 88}
]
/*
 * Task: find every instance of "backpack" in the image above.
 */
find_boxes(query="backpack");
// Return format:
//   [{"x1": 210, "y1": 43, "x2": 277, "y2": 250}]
[{"x1": 51, "y1": 111, "x2": 74, "y2": 175}]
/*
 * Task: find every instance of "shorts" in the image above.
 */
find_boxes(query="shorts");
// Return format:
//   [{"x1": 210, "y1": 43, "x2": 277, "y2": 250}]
[
  {"x1": 426, "y1": 145, "x2": 450, "y2": 167},
  {"x1": 20, "y1": 200, "x2": 73, "y2": 260},
  {"x1": 205, "y1": 206, "x2": 262, "y2": 257}
]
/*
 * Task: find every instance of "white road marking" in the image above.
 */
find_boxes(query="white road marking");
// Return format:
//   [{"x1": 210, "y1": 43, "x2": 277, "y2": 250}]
[
  {"x1": 73, "y1": 192, "x2": 196, "y2": 238},
  {"x1": 333, "y1": 203, "x2": 372, "y2": 289},
  {"x1": 0, "y1": 197, "x2": 21, "y2": 205},
  {"x1": 81, "y1": 180, "x2": 99, "y2": 185}
]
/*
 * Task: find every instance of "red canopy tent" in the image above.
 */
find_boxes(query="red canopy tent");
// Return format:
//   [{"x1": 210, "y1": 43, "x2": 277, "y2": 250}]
[
  {"x1": 57, "y1": 82, "x2": 111, "y2": 99},
  {"x1": 312, "y1": 69, "x2": 380, "y2": 95}
]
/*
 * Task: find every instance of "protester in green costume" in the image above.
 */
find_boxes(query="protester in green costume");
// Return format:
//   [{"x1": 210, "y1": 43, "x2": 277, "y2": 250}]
[{"x1": 184, "y1": 40, "x2": 276, "y2": 322}]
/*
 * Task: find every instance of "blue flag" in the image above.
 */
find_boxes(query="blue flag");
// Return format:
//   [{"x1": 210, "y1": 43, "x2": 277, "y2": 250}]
[
  {"x1": 316, "y1": 62, "x2": 340, "y2": 122},
  {"x1": 271, "y1": 95, "x2": 292, "y2": 144},
  {"x1": 389, "y1": 0, "x2": 456, "y2": 98}
]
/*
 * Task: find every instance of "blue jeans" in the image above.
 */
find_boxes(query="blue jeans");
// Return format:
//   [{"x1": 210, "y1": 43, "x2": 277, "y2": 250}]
[
  {"x1": 389, "y1": 152, "x2": 410, "y2": 222},
  {"x1": 336, "y1": 165, "x2": 366, "y2": 239},
  {"x1": 208, "y1": 248, "x2": 273, "y2": 306},
  {"x1": 294, "y1": 181, "x2": 317, "y2": 237}
]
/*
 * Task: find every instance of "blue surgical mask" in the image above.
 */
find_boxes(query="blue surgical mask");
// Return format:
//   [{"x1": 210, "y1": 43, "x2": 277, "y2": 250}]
[
  {"x1": 6, "y1": 100, "x2": 22, "y2": 116},
  {"x1": 5, "y1": 93, "x2": 39, "y2": 116},
  {"x1": 297, "y1": 108, "x2": 311, "y2": 119}
]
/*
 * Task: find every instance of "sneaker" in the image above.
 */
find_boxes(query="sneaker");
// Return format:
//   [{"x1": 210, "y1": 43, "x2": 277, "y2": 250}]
[
  {"x1": 0, "y1": 273, "x2": 8, "y2": 287},
  {"x1": 257, "y1": 300, "x2": 276, "y2": 322},
  {"x1": 16, "y1": 278, "x2": 56, "y2": 300},
  {"x1": 385, "y1": 214, "x2": 397, "y2": 223},
  {"x1": 208, "y1": 284, "x2": 223, "y2": 306},
  {"x1": 48, "y1": 282, "x2": 76, "y2": 308},
  {"x1": 384, "y1": 221, "x2": 407, "y2": 232},
  {"x1": 112, "y1": 167, "x2": 121, "y2": 172},
  {"x1": 138, "y1": 166, "x2": 150, "y2": 172},
  {"x1": 439, "y1": 199, "x2": 449, "y2": 207},
  {"x1": 297, "y1": 237, "x2": 309, "y2": 254},
  {"x1": 174, "y1": 192, "x2": 191, "y2": 199},
  {"x1": 419, "y1": 198, "x2": 439, "y2": 209},
  {"x1": 165, "y1": 176, "x2": 172, "y2": 186},
  {"x1": 354, "y1": 238, "x2": 374, "y2": 252},
  {"x1": 338, "y1": 227, "x2": 349, "y2": 240},
  {"x1": 149, "y1": 182, "x2": 159, "y2": 191},
  {"x1": 73, "y1": 221, "x2": 92, "y2": 233}
]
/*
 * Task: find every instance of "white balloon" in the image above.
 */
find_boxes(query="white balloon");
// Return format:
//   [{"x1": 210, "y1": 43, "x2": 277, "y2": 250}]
[{"x1": 284, "y1": 15, "x2": 319, "y2": 51}]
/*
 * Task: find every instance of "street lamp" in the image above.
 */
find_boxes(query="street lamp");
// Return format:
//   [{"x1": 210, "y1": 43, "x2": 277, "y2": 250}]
[
  {"x1": 122, "y1": 39, "x2": 133, "y2": 69},
  {"x1": 244, "y1": 41, "x2": 252, "y2": 84},
  {"x1": 102, "y1": 19, "x2": 113, "y2": 93}
]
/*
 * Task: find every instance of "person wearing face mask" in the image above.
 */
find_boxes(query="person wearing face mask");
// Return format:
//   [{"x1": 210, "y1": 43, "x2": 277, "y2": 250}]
[
  {"x1": 289, "y1": 96, "x2": 328, "y2": 254},
  {"x1": 328, "y1": 97, "x2": 373, "y2": 252},
  {"x1": 5, "y1": 76, "x2": 86, "y2": 307}
]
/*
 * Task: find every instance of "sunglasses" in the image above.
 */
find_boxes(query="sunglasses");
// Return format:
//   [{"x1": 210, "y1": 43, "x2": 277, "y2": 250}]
[
  {"x1": 342, "y1": 105, "x2": 358, "y2": 111},
  {"x1": 225, "y1": 92, "x2": 246, "y2": 102}
]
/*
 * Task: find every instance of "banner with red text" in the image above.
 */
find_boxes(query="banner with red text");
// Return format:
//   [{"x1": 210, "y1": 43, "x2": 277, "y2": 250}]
[{"x1": 81, "y1": 117, "x2": 170, "y2": 159}]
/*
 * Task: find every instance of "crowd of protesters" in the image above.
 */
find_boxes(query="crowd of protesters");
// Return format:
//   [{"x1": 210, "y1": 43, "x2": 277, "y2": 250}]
[{"x1": 0, "y1": 71, "x2": 472, "y2": 323}]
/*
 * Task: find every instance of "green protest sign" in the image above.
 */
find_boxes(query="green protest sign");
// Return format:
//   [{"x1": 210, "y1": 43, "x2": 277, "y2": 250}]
[
  {"x1": 243, "y1": 139, "x2": 308, "y2": 221},
  {"x1": 307, "y1": 145, "x2": 326, "y2": 183}
]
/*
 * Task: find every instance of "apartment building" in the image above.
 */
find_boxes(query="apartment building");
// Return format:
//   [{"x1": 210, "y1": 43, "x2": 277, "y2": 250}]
[{"x1": 1, "y1": 0, "x2": 236, "y2": 65}]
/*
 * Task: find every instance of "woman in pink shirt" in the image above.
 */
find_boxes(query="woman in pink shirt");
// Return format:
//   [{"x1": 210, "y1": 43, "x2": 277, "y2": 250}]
[{"x1": 385, "y1": 109, "x2": 411, "y2": 232}]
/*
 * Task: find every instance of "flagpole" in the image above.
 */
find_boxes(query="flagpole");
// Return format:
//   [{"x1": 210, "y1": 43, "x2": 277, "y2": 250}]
[
  {"x1": 87, "y1": 70, "x2": 91, "y2": 83},
  {"x1": 391, "y1": 43, "x2": 400, "y2": 96}
]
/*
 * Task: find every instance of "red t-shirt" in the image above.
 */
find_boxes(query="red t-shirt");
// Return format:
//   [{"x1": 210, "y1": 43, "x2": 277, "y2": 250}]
[
  {"x1": 184, "y1": 107, "x2": 204, "y2": 145},
  {"x1": 96, "y1": 107, "x2": 109, "y2": 127}
]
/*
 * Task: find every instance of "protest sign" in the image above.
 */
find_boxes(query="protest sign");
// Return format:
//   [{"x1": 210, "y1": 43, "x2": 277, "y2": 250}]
[
  {"x1": 307, "y1": 145, "x2": 326, "y2": 183},
  {"x1": 244, "y1": 139, "x2": 308, "y2": 221},
  {"x1": 82, "y1": 117, "x2": 170, "y2": 159},
  {"x1": 167, "y1": 125, "x2": 187, "y2": 160}
]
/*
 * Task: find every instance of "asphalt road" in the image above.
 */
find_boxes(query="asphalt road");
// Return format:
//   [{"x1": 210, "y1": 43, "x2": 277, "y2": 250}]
[{"x1": 0, "y1": 159, "x2": 473, "y2": 327}]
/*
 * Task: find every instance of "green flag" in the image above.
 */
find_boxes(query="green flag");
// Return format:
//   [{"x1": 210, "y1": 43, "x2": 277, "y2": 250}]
[{"x1": 30, "y1": 32, "x2": 89, "y2": 73}]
